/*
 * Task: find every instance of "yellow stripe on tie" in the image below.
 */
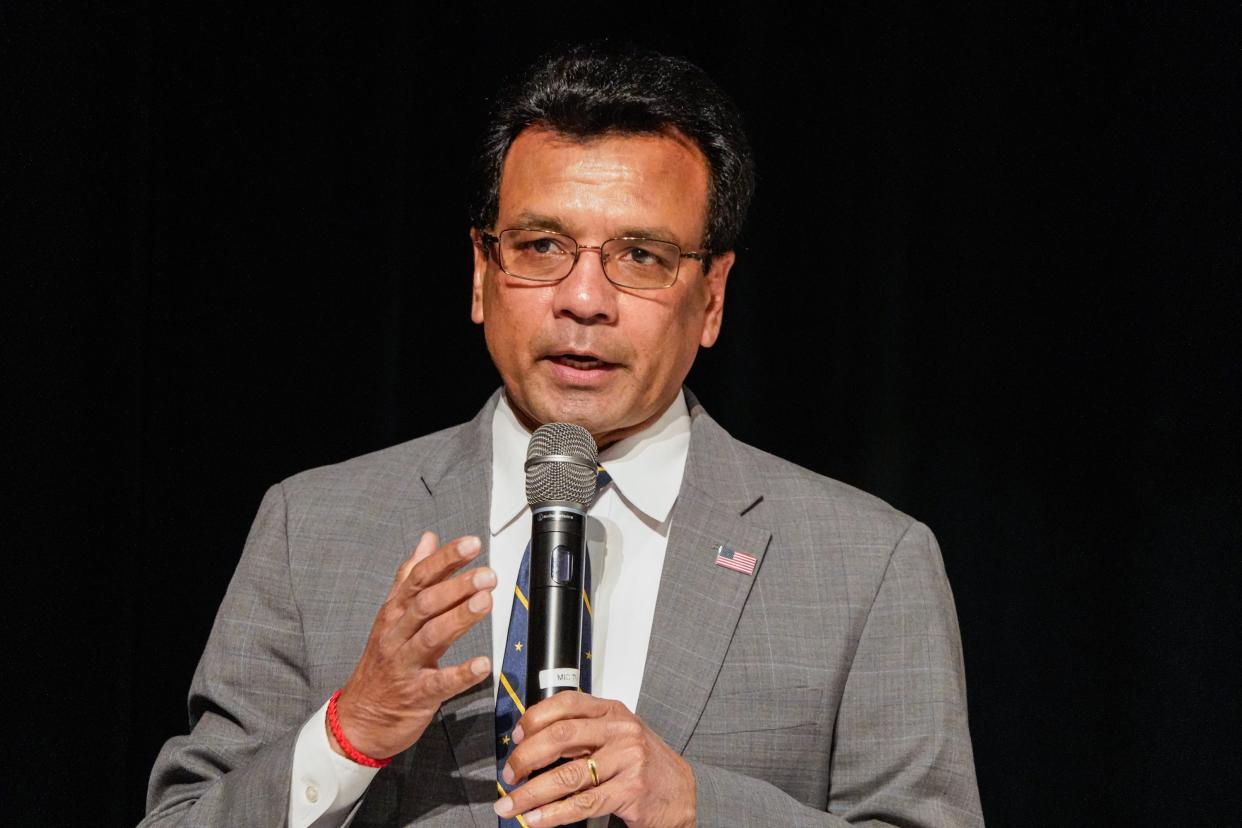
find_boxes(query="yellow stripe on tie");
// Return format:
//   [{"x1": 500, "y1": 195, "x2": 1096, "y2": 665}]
[
  {"x1": 514, "y1": 584, "x2": 529, "y2": 610},
  {"x1": 499, "y1": 672, "x2": 526, "y2": 715},
  {"x1": 496, "y1": 782, "x2": 530, "y2": 828},
  {"x1": 581, "y1": 588, "x2": 592, "y2": 618}
]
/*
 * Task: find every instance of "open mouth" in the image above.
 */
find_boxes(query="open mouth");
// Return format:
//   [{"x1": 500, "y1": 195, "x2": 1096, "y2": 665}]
[{"x1": 547, "y1": 353, "x2": 617, "y2": 372}]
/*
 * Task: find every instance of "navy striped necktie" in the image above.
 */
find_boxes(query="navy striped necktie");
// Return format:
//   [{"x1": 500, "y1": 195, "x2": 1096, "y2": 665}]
[{"x1": 494, "y1": 466, "x2": 609, "y2": 826}]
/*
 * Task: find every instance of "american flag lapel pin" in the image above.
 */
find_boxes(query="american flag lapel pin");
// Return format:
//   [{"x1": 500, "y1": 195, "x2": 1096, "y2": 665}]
[{"x1": 714, "y1": 544, "x2": 756, "y2": 575}]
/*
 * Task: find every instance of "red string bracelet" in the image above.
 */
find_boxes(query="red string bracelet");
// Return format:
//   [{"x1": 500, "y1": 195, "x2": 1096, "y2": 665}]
[{"x1": 327, "y1": 690, "x2": 392, "y2": 769}]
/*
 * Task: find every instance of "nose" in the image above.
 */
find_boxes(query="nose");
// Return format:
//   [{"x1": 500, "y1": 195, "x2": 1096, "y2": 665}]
[{"x1": 552, "y1": 245, "x2": 618, "y2": 325}]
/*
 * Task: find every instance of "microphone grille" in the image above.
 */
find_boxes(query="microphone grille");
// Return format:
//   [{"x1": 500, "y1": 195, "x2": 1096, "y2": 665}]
[{"x1": 525, "y1": 422, "x2": 599, "y2": 507}]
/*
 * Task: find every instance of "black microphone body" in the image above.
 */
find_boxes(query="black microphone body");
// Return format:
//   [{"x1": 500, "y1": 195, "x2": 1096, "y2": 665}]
[
  {"x1": 525, "y1": 504, "x2": 587, "y2": 706},
  {"x1": 522, "y1": 422, "x2": 598, "y2": 709}
]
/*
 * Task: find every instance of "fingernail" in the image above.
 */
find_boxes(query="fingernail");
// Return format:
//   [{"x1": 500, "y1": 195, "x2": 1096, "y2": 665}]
[
  {"x1": 473, "y1": 568, "x2": 496, "y2": 589},
  {"x1": 525, "y1": 809, "x2": 543, "y2": 825},
  {"x1": 468, "y1": 591, "x2": 489, "y2": 612},
  {"x1": 502, "y1": 764, "x2": 515, "y2": 785},
  {"x1": 494, "y1": 796, "x2": 513, "y2": 817},
  {"x1": 471, "y1": 656, "x2": 489, "y2": 676},
  {"x1": 458, "y1": 536, "x2": 481, "y2": 557},
  {"x1": 512, "y1": 724, "x2": 523, "y2": 744}
]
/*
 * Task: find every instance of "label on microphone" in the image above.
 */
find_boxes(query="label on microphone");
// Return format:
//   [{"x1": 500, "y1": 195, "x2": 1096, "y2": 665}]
[{"x1": 538, "y1": 668, "x2": 581, "y2": 690}]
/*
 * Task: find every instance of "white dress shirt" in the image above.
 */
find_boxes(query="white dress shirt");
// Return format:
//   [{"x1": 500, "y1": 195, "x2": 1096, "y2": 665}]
[{"x1": 287, "y1": 392, "x2": 690, "y2": 827}]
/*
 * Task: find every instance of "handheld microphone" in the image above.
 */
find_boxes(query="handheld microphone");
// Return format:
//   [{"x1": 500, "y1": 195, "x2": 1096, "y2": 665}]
[{"x1": 523, "y1": 422, "x2": 598, "y2": 707}]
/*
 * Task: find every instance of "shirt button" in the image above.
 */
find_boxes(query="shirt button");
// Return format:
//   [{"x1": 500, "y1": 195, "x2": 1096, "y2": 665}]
[{"x1": 305, "y1": 784, "x2": 320, "y2": 803}]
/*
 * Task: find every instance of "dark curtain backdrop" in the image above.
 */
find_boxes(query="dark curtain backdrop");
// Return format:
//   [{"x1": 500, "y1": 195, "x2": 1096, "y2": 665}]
[{"x1": 6, "y1": 2, "x2": 1239, "y2": 825}]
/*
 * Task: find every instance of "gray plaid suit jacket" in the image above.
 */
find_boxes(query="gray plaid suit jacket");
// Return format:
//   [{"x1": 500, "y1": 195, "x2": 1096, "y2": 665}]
[{"x1": 144, "y1": 388, "x2": 982, "y2": 827}]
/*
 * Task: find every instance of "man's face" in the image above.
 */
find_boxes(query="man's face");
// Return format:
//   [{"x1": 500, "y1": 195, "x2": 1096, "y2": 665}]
[{"x1": 471, "y1": 127, "x2": 734, "y2": 447}]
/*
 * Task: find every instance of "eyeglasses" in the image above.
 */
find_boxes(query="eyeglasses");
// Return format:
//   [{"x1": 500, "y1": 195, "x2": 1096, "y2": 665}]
[{"x1": 477, "y1": 228, "x2": 709, "y2": 290}]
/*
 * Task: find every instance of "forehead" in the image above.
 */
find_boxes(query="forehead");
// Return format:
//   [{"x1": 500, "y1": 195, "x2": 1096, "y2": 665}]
[{"x1": 496, "y1": 127, "x2": 711, "y2": 244}]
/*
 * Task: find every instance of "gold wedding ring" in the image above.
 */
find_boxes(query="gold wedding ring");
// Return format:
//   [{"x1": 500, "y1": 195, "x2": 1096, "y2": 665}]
[{"x1": 586, "y1": 756, "x2": 599, "y2": 787}]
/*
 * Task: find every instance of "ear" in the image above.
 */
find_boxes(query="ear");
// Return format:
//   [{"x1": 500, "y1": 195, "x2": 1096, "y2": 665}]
[
  {"x1": 698, "y1": 250, "x2": 735, "y2": 348},
  {"x1": 470, "y1": 228, "x2": 488, "y2": 325}
]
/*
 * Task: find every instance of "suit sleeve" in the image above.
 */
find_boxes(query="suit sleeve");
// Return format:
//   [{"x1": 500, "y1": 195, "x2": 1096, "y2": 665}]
[
  {"x1": 687, "y1": 521, "x2": 983, "y2": 827},
  {"x1": 142, "y1": 483, "x2": 319, "y2": 827}
]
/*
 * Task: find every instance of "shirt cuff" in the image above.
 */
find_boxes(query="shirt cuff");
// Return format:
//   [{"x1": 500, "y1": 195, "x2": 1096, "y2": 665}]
[{"x1": 288, "y1": 699, "x2": 381, "y2": 828}]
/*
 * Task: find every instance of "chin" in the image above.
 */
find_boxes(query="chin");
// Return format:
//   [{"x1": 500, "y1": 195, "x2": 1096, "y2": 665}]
[
  {"x1": 529, "y1": 394, "x2": 628, "y2": 438},
  {"x1": 546, "y1": 399, "x2": 616, "y2": 432}
]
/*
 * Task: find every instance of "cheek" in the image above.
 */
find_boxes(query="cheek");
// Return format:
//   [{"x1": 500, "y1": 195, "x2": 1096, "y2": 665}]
[
  {"x1": 483, "y1": 285, "x2": 546, "y2": 363},
  {"x1": 480, "y1": 288, "x2": 514, "y2": 359},
  {"x1": 640, "y1": 304, "x2": 703, "y2": 379}
]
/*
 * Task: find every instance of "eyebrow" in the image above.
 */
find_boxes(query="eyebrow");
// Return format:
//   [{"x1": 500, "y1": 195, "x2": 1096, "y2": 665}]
[
  {"x1": 616, "y1": 225, "x2": 684, "y2": 245},
  {"x1": 508, "y1": 211, "x2": 687, "y2": 247},
  {"x1": 510, "y1": 211, "x2": 572, "y2": 234}
]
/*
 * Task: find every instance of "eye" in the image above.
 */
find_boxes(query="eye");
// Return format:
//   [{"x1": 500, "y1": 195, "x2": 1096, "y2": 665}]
[
  {"x1": 618, "y1": 243, "x2": 672, "y2": 269},
  {"x1": 517, "y1": 235, "x2": 570, "y2": 256}
]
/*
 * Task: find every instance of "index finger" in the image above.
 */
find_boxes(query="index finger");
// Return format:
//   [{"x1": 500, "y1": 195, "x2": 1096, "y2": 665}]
[{"x1": 514, "y1": 692, "x2": 615, "y2": 745}]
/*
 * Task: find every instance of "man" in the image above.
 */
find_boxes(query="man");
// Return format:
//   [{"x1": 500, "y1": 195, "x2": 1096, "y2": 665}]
[{"x1": 144, "y1": 44, "x2": 982, "y2": 827}]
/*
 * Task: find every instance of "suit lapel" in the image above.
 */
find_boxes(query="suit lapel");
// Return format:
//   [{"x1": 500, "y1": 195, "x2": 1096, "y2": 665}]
[
  {"x1": 635, "y1": 392, "x2": 772, "y2": 755},
  {"x1": 400, "y1": 393, "x2": 499, "y2": 828}
]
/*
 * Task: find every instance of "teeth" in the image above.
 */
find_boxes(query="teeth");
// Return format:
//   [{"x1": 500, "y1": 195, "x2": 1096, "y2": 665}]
[{"x1": 558, "y1": 355, "x2": 603, "y2": 367}]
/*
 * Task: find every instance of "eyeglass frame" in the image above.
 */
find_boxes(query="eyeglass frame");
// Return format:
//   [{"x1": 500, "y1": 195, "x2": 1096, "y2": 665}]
[{"x1": 476, "y1": 227, "x2": 711, "y2": 290}]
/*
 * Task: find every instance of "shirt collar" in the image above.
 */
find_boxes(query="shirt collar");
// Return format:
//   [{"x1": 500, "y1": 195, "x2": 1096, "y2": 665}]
[{"x1": 489, "y1": 391, "x2": 692, "y2": 534}]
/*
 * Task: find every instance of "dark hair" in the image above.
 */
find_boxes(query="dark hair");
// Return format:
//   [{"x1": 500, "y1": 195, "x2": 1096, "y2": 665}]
[{"x1": 470, "y1": 43, "x2": 755, "y2": 259}]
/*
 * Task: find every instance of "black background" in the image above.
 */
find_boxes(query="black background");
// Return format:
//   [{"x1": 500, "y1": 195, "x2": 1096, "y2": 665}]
[{"x1": 5, "y1": 2, "x2": 1239, "y2": 825}]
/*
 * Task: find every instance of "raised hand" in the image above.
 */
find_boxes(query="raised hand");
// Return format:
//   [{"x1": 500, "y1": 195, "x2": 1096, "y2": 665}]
[{"x1": 331, "y1": 531, "x2": 496, "y2": 760}]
